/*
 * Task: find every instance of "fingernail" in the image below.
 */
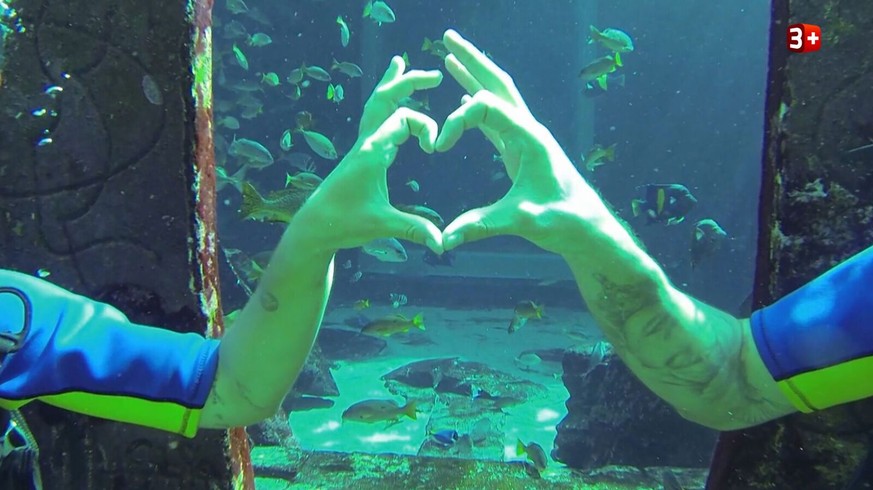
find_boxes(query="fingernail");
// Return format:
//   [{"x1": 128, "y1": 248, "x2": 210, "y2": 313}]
[{"x1": 445, "y1": 234, "x2": 463, "y2": 250}]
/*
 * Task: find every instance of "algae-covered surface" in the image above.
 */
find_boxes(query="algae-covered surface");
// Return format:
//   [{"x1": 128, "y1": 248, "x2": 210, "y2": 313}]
[{"x1": 252, "y1": 446, "x2": 708, "y2": 489}]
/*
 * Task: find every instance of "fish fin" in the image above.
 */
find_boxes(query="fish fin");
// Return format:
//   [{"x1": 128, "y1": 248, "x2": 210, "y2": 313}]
[
  {"x1": 403, "y1": 401, "x2": 418, "y2": 420},
  {"x1": 331, "y1": 58, "x2": 339, "y2": 71},
  {"x1": 516, "y1": 439, "x2": 527, "y2": 457},
  {"x1": 536, "y1": 305, "x2": 543, "y2": 319},
  {"x1": 656, "y1": 188, "x2": 666, "y2": 214},
  {"x1": 240, "y1": 182, "x2": 265, "y2": 220},
  {"x1": 615, "y1": 73, "x2": 626, "y2": 87},
  {"x1": 422, "y1": 37, "x2": 432, "y2": 51},
  {"x1": 631, "y1": 199, "x2": 643, "y2": 217},
  {"x1": 412, "y1": 313, "x2": 425, "y2": 330},
  {"x1": 615, "y1": 52, "x2": 623, "y2": 67},
  {"x1": 605, "y1": 144, "x2": 617, "y2": 161},
  {"x1": 588, "y1": 25, "x2": 600, "y2": 39},
  {"x1": 363, "y1": 1, "x2": 372, "y2": 17},
  {"x1": 231, "y1": 166, "x2": 248, "y2": 193},
  {"x1": 596, "y1": 75, "x2": 607, "y2": 91}
]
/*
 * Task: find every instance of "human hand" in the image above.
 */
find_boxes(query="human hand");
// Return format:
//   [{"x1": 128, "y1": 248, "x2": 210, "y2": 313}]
[
  {"x1": 289, "y1": 56, "x2": 444, "y2": 255},
  {"x1": 436, "y1": 30, "x2": 601, "y2": 256}
]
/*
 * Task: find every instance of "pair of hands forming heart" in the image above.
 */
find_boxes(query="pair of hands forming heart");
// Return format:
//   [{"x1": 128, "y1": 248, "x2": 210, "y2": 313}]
[{"x1": 291, "y1": 29, "x2": 598, "y2": 260}]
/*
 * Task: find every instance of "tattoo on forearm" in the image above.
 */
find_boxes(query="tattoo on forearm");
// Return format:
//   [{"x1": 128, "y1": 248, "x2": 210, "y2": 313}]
[
  {"x1": 260, "y1": 290, "x2": 279, "y2": 311},
  {"x1": 587, "y1": 273, "x2": 786, "y2": 427},
  {"x1": 209, "y1": 373, "x2": 226, "y2": 423},
  {"x1": 589, "y1": 273, "x2": 658, "y2": 348}
]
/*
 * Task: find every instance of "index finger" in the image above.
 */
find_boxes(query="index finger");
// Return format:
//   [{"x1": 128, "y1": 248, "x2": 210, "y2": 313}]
[
  {"x1": 360, "y1": 65, "x2": 442, "y2": 137},
  {"x1": 377, "y1": 69, "x2": 443, "y2": 101},
  {"x1": 442, "y1": 29, "x2": 512, "y2": 96}
]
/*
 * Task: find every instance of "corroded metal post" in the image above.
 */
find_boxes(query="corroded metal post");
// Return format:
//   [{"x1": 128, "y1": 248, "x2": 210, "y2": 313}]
[
  {"x1": 190, "y1": 1, "x2": 255, "y2": 489},
  {"x1": 706, "y1": 0, "x2": 873, "y2": 488}
]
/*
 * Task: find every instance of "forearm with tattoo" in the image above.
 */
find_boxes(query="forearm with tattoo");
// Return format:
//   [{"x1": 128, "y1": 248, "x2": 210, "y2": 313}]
[{"x1": 562, "y1": 228, "x2": 795, "y2": 430}]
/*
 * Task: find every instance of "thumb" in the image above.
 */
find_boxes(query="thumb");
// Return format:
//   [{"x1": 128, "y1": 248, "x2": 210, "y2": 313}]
[
  {"x1": 383, "y1": 208, "x2": 445, "y2": 255},
  {"x1": 442, "y1": 200, "x2": 516, "y2": 251}
]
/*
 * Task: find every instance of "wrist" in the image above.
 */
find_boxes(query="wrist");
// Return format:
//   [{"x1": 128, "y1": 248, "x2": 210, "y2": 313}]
[{"x1": 555, "y1": 205, "x2": 663, "y2": 281}]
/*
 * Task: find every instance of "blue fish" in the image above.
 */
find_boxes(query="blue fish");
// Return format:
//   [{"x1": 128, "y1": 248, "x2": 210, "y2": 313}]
[{"x1": 430, "y1": 429, "x2": 459, "y2": 446}]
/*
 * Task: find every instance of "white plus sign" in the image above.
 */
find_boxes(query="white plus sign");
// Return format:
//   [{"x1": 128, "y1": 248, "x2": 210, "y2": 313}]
[{"x1": 807, "y1": 31, "x2": 819, "y2": 45}]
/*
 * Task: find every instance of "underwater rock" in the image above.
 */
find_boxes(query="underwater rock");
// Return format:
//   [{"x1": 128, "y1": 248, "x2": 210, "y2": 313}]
[
  {"x1": 554, "y1": 345, "x2": 717, "y2": 469},
  {"x1": 282, "y1": 395, "x2": 335, "y2": 413},
  {"x1": 317, "y1": 326, "x2": 387, "y2": 361},
  {"x1": 381, "y1": 357, "x2": 549, "y2": 401},
  {"x1": 291, "y1": 343, "x2": 339, "y2": 397},
  {"x1": 417, "y1": 393, "x2": 506, "y2": 461}
]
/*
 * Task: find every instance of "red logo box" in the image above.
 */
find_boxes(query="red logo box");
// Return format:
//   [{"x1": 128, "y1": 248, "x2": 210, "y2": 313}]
[{"x1": 787, "y1": 24, "x2": 822, "y2": 53}]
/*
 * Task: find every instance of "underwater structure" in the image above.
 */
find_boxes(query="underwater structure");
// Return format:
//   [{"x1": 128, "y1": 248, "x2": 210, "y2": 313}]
[
  {"x1": 0, "y1": 0, "x2": 870, "y2": 488},
  {"x1": 706, "y1": 0, "x2": 873, "y2": 488}
]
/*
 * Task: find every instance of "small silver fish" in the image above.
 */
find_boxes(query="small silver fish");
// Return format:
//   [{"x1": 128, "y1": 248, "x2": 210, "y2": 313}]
[
  {"x1": 228, "y1": 137, "x2": 274, "y2": 168},
  {"x1": 232, "y1": 44, "x2": 249, "y2": 70},
  {"x1": 516, "y1": 439, "x2": 548, "y2": 471},
  {"x1": 226, "y1": 0, "x2": 248, "y2": 15},
  {"x1": 331, "y1": 59, "x2": 363, "y2": 78},
  {"x1": 280, "y1": 130, "x2": 294, "y2": 151},
  {"x1": 362, "y1": 238, "x2": 407, "y2": 262},
  {"x1": 303, "y1": 65, "x2": 332, "y2": 82},
  {"x1": 217, "y1": 116, "x2": 240, "y2": 130},
  {"x1": 337, "y1": 16, "x2": 350, "y2": 47},
  {"x1": 327, "y1": 84, "x2": 344, "y2": 104},
  {"x1": 363, "y1": 0, "x2": 396, "y2": 25},
  {"x1": 299, "y1": 129, "x2": 338, "y2": 160}
]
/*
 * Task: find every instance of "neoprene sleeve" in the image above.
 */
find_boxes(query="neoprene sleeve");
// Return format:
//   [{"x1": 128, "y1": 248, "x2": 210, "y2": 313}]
[
  {"x1": 750, "y1": 245, "x2": 873, "y2": 412},
  {"x1": 0, "y1": 269, "x2": 219, "y2": 437}
]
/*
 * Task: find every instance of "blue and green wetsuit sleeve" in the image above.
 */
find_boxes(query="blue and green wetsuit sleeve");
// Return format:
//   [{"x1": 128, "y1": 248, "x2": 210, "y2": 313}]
[
  {"x1": 751, "y1": 245, "x2": 873, "y2": 412},
  {"x1": 0, "y1": 269, "x2": 220, "y2": 438}
]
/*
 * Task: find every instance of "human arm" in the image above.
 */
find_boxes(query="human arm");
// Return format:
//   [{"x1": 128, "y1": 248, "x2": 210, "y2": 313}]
[
  {"x1": 198, "y1": 56, "x2": 444, "y2": 429},
  {"x1": 433, "y1": 29, "x2": 796, "y2": 431}
]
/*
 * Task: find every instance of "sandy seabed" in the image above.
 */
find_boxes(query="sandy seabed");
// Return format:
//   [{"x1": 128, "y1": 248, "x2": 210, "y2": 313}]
[{"x1": 288, "y1": 302, "x2": 603, "y2": 470}]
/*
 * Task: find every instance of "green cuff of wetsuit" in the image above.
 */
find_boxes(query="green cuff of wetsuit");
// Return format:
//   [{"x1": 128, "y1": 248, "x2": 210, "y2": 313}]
[
  {"x1": 38, "y1": 392, "x2": 204, "y2": 438},
  {"x1": 774, "y1": 357, "x2": 873, "y2": 413},
  {"x1": 751, "y1": 245, "x2": 873, "y2": 412}
]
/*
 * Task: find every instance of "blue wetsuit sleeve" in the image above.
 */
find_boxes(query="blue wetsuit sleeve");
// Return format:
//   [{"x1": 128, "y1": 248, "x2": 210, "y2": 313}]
[
  {"x1": 749, "y1": 245, "x2": 873, "y2": 411},
  {"x1": 0, "y1": 269, "x2": 220, "y2": 437}
]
